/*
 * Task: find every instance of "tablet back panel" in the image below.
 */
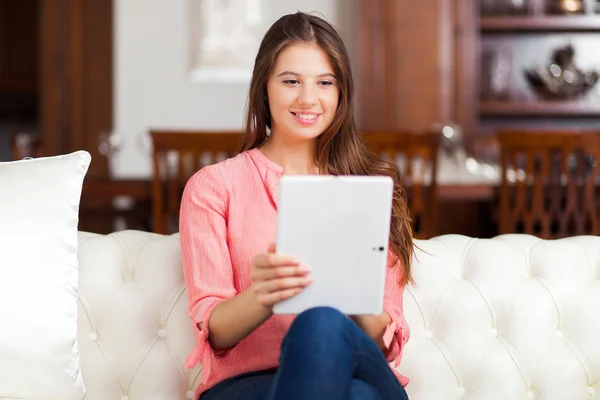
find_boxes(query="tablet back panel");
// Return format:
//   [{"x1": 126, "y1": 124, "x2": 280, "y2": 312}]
[{"x1": 273, "y1": 175, "x2": 393, "y2": 315}]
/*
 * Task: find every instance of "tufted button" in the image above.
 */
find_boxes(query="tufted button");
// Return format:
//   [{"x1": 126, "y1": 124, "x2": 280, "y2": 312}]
[
  {"x1": 158, "y1": 328, "x2": 167, "y2": 338},
  {"x1": 424, "y1": 330, "x2": 433, "y2": 339},
  {"x1": 587, "y1": 386, "x2": 595, "y2": 395},
  {"x1": 89, "y1": 332, "x2": 98, "y2": 341},
  {"x1": 121, "y1": 396, "x2": 129, "y2": 400},
  {"x1": 491, "y1": 328, "x2": 498, "y2": 337},
  {"x1": 186, "y1": 390, "x2": 195, "y2": 399},
  {"x1": 526, "y1": 390, "x2": 535, "y2": 399},
  {"x1": 555, "y1": 330, "x2": 564, "y2": 339},
  {"x1": 457, "y1": 387, "x2": 465, "y2": 396},
  {"x1": 123, "y1": 271, "x2": 133, "y2": 282}
]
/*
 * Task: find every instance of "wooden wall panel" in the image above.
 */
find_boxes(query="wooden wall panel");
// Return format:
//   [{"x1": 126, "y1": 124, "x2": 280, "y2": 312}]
[
  {"x1": 39, "y1": 0, "x2": 65, "y2": 155},
  {"x1": 454, "y1": 0, "x2": 478, "y2": 142},
  {"x1": 40, "y1": 0, "x2": 112, "y2": 177},
  {"x1": 82, "y1": 0, "x2": 113, "y2": 177},
  {"x1": 0, "y1": 0, "x2": 38, "y2": 120},
  {"x1": 356, "y1": 0, "x2": 455, "y2": 131}
]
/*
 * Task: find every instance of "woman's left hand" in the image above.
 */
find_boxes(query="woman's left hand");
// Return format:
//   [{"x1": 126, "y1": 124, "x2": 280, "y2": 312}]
[{"x1": 350, "y1": 312, "x2": 391, "y2": 354}]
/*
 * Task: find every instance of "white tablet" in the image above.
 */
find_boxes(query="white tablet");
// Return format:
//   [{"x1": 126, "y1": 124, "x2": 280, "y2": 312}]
[{"x1": 273, "y1": 175, "x2": 394, "y2": 315}]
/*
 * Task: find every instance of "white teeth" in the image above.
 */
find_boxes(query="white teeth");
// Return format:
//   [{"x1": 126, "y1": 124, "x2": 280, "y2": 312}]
[{"x1": 296, "y1": 113, "x2": 318, "y2": 120}]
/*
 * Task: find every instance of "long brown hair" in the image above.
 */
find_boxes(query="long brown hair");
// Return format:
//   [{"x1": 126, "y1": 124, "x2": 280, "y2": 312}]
[{"x1": 241, "y1": 12, "x2": 414, "y2": 285}]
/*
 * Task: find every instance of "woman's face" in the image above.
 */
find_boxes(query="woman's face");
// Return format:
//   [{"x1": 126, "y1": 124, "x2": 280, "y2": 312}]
[{"x1": 266, "y1": 42, "x2": 339, "y2": 144}]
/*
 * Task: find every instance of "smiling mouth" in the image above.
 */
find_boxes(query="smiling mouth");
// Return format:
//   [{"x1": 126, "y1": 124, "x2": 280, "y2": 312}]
[{"x1": 291, "y1": 112, "x2": 320, "y2": 121}]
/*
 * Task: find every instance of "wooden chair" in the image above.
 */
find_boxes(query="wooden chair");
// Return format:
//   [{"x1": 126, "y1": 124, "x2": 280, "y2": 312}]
[
  {"x1": 496, "y1": 130, "x2": 600, "y2": 238},
  {"x1": 11, "y1": 133, "x2": 43, "y2": 160},
  {"x1": 150, "y1": 130, "x2": 243, "y2": 234},
  {"x1": 362, "y1": 131, "x2": 441, "y2": 239}
]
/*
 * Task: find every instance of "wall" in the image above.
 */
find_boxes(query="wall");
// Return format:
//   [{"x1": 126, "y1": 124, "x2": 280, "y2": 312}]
[{"x1": 113, "y1": 0, "x2": 356, "y2": 178}]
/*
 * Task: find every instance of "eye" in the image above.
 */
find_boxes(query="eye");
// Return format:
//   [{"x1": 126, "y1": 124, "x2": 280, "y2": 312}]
[
  {"x1": 283, "y1": 79, "x2": 300, "y2": 85},
  {"x1": 318, "y1": 80, "x2": 334, "y2": 86}
]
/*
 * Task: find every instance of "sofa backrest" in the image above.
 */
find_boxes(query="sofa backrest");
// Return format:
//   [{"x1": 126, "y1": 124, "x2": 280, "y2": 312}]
[
  {"x1": 77, "y1": 231, "x2": 201, "y2": 400},
  {"x1": 76, "y1": 231, "x2": 600, "y2": 400}
]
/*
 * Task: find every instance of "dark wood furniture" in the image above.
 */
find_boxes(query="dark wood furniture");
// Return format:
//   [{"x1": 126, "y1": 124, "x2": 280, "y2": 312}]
[
  {"x1": 0, "y1": 1, "x2": 38, "y2": 122},
  {"x1": 362, "y1": 131, "x2": 441, "y2": 239},
  {"x1": 2, "y1": 1, "x2": 113, "y2": 176},
  {"x1": 150, "y1": 130, "x2": 243, "y2": 234},
  {"x1": 355, "y1": 0, "x2": 600, "y2": 161},
  {"x1": 40, "y1": 0, "x2": 113, "y2": 178},
  {"x1": 78, "y1": 178, "x2": 152, "y2": 234},
  {"x1": 455, "y1": 0, "x2": 600, "y2": 150},
  {"x1": 356, "y1": 0, "x2": 454, "y2": 132},
  {"x1": 497, "y1": 130, "x2": 600, "y2": 238},
  {"x1": 11, "y1": 133, "x2": 43, "y2": 159}
]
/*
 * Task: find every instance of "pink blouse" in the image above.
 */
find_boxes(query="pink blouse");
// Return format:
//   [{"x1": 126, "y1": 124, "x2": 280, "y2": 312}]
[{"x1": 180, "y1": 148, "x2": 410, "y2": 398}]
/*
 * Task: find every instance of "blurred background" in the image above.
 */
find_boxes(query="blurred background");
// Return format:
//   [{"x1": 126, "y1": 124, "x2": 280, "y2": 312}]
[{"x1": 2, "y1": 0, "x2": 600, "y2": 239}]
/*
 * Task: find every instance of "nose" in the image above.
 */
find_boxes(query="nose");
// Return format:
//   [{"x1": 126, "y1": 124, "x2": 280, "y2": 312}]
[{"x1": 297, "y1": 84, "x2": 317, "y2": 106}]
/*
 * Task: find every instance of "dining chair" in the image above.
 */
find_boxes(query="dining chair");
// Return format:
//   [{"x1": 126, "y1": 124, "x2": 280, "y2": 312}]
[
  {"x1": 150, "y1": 130, "x2": 243, "y2": 234},
  {"x1": 496, "y1": 130, "x2": 600, "y2": 238},
  {"x1": 362, "y1": 130, "x2": 441, "y2": 239}
]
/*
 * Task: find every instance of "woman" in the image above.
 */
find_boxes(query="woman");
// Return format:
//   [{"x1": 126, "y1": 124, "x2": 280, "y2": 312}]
[{"x1": 180, "y1": 11, "x2": 413, "y2": 400}]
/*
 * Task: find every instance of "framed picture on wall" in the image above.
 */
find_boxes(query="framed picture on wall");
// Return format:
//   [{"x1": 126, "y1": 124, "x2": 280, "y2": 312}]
[{"x1": 189, "y1": 0, "x2": 266, "y2": 83}]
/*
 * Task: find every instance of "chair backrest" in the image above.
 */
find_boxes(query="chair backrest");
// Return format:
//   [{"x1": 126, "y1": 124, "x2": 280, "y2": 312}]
[
  {"x1": 11, "y1": 133, "x2": 43, "y2": 160},
  {"x1": 362, "y1": 131, "x2": 441, "y2": 239},
  {"x1": 496, "y1": 130, "x2": 600, "y2": 238},
  {"x1": 150, "y1": 130, "x2": 243, "y2": 234}
]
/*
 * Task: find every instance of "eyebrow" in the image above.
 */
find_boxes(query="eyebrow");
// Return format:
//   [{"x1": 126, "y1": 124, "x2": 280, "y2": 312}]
[{"x1": 276, "y1": 71, "x2": 337, "y2": 79}]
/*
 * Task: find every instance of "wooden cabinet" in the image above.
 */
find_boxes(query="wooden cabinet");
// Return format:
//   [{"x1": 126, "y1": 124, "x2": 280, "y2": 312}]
[
  {"x1": 354, "y1": 0, "x2": 600, "y2": 237},
  {"x1": 0, "y1": 0, "x2": 113, "y2": 177},
  {"x1": 357, "y1": 0, "x2": 600, "y2": 143},
  {"x1": 40, "y1": 0, "x2": 113, "y2": 178},
  {"x1": 455, "y1": 0, "x2": 600, "y2": 151}
]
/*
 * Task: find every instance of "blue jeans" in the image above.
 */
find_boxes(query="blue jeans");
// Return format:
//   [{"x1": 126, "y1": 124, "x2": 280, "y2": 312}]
[{"x1": 200, "y1": 307, "x2": 409, "y2": 400}]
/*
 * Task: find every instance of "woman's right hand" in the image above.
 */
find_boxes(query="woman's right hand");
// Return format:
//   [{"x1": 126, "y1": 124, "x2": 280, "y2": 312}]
[{"x1": 250, "y1": 243, "x2": 312, "y2": 310}]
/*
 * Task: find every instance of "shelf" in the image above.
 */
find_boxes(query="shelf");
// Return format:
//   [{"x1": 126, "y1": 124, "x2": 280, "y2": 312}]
[
  {"x1": 479, "y1": 100, "x2": 600, "y2": 116},
  {"x1": 480, "y1": 16, "x2": 600, "y2": 32}
]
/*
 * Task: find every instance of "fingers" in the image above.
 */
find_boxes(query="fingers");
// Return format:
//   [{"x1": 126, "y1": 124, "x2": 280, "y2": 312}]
[
  {"x1": 252, "y1": 264, "x2": 310, "y2": 282},
  {"x1": 252, "y1": 272, "x2": 312, "y2": 308},
  {"x1": 254, "y1": 252, "x2": 300, "y2": 269},
  {"x1": 250, "y1": 251, "x2": 307, "y2": 287},
  {"x1": 257, "y1": 275, "x2": 312, "y2": 293},
  {"x1": 251, "y1": 245, "x2": 312, "y2": 308}
]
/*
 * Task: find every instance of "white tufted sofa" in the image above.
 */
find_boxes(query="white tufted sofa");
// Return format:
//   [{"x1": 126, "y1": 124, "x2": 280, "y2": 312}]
[{"x1": 76, "y1": 230, "x2": 600, "y2": 400}]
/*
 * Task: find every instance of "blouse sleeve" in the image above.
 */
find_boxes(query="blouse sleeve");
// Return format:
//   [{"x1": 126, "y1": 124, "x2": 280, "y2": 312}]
[
  {"x1": 382, "y1": 253, "x2": 411, "y2": 367},
  {"x1": 179, "y1": 167, "x2": 237, "y2": 369}
]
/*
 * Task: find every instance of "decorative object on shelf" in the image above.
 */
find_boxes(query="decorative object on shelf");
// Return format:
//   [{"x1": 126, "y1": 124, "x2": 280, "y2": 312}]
[
  {"x1": 481, "y1": 0, "x2": 535, "y2": 15},
  {"x1": 546, "y1": 0, "x2": 585, "y2": 14},
  {"x1": 480, "y1": 47, "x2": 513, "y2": 100},
  {"x1": 524, "y1": 43, "x2": 599, "y2": 99},
  {"x1": 506, "y1": 0, "x2": 534, "y2": 14}
]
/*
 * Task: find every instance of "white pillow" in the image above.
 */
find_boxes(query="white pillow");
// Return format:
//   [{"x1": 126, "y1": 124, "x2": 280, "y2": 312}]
[{"x1": 0, "y1": 151, "x2": 90, "y2": 400}]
